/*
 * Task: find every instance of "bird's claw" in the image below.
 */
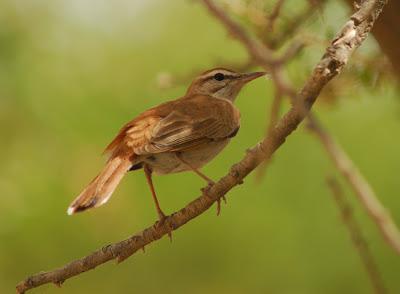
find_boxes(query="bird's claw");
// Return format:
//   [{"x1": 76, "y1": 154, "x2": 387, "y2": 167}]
[
  {"x1": 216, "y1": 195, "x2": 227, "y2": 216},
  {"x1": 155, "y1": 212, "x2": 173, "y2": 242},
  {"x1": 201, "y1": 181, "x2": 214, "y2": 196},
  {"x1": 199, "y1": 182, "x2": 227, "y2": 216}
]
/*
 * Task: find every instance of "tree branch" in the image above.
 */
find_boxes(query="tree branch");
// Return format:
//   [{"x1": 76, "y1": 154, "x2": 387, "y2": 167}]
[
  {"x1": 327, "y1": 177, "x2": 387, "y2": 294},
  {"x1": 215, "y1": 0, "x2": 400, "y2": 255},
  {"x1": 345, "y1": 0, "x2": 400, "y2": 78},
  {"x1": 309, "y1": 116, "x2": 400, "y2": 253},
  {"x1": 267, "y1": 0, "x2": 286, "y2": 32},
  {"x1": 266, "y1": 0, "x2": 325, "y2": 49},
  {"x1": 16, "y1": 0, "x2": 388, "y2": 292}
]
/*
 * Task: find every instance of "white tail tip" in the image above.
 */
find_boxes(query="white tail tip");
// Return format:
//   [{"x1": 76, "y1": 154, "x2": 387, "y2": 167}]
[{"x1": 67, "y1": 206, "x2": 75, "y2": 215}]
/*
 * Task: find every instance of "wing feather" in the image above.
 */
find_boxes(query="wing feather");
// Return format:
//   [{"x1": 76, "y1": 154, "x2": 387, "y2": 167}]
[{"x1": 105, "y1": 95, "x2": 240, "y2": 157}]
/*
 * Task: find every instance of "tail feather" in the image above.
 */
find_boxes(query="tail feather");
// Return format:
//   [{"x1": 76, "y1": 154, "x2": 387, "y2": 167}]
[{"x1": 67, "y1": 157, "x2": 132, "y2": 215}]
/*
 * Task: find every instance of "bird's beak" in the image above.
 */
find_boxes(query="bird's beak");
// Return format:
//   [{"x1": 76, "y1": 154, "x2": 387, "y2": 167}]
[{"x1": 239, "y1": 71, "x2": 267, "y2": 83}]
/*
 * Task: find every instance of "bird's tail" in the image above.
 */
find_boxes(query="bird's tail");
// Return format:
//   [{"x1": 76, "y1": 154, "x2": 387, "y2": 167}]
[{"x1": 67, "y1": 156, "x2": 132, "y2": 215}]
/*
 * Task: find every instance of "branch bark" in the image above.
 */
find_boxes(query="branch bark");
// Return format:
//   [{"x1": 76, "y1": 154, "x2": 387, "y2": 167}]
[
  {"x1": 16, "y1": 0, "x2": 388, "y2": 292},
  {"x1": 345, "y1": 0, "x2": 400, "y2": 78}
]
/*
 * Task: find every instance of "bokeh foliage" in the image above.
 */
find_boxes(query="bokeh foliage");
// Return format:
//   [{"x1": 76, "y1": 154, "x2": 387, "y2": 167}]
[{"x1": 0, "y1": 0, "x2": 399, "y2": 293}]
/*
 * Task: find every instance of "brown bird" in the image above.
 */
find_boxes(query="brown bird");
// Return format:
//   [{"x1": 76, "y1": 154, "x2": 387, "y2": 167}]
[{"x1": 67, "y1": 68, "x2": 266, "y2": 220}]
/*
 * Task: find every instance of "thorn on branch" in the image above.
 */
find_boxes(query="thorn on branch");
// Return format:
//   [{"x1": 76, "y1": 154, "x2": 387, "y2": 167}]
[
  {"x1": 116, "y1": 254, "x2": 125, "y2": 264},
  {"x1": 53, "y1": 280, "x2": 64, "y2": 288}
]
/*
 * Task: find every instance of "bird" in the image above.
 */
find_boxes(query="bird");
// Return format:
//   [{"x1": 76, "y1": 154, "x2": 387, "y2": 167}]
[{"x1": 67, "y1": 68, "x2": 266, "y2": 221}]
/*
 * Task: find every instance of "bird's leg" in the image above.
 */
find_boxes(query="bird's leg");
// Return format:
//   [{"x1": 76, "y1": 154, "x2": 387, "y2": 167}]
[
  {"x1": 144, "y1": 165, "x2": 166, "y2": 221},
  {"x1": 175, "y1": 152, "x2": 214, "y2": 185},
  {"x1": 143, "y1": 164, "x2": 172, "y2": 241},
  {"x1": 175, "y1": 152, "x2": 227, "y2": 215}
]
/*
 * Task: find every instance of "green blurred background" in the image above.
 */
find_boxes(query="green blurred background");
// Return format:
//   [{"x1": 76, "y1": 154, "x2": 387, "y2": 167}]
[{"x1": 1, "y1": 0, "x2": 399, "y2": 293}]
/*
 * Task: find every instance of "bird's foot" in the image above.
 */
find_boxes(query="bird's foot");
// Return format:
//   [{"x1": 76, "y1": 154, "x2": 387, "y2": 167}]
[
  {"x1": 155, "y1": 211, "x2": 173, "y2": 242},
  {"x1": 204, "y1": 177, "x2": 215, "y2": 186},
  {"x1": 201, "y1": 180, "x2": 215, "y2": 195},
  {"x1": 216, "y1": 195, "x2": 227, "y2": 216},
  {"x1": 200, "y1": 182, "x2": 227, "y2": 215}
]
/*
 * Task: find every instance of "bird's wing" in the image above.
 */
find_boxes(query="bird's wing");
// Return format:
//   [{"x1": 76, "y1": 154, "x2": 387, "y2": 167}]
[
  {"x1": 104, "y1": 95, "x2": 240, "y2": 157},
  {"x1": 142, "y1": 95, "x2": 240, "y2": 154}
]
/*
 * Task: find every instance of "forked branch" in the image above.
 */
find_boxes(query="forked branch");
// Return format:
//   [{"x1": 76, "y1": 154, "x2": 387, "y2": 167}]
[
  {"x1": 214, "y1": 0, "x2": 400, "y2": 254},
  {"x1": 16, "y1": 0, "x2": 388, "y2": 292}
]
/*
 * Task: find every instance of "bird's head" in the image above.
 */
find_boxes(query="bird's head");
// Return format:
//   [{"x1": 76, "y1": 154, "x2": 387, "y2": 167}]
[{"x1": 186, "y1": 68, "x2": 266, "y2": 101}]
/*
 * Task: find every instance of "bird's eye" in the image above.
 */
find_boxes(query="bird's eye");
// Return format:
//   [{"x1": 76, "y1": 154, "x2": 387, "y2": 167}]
[{"x1": 213, "y1": 73, "x2": 225, "y2": 81}]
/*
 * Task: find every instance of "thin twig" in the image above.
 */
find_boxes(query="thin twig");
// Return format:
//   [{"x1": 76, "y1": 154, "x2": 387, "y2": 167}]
[
  {"x1": 267, "y1": 88, "x2": 283, "y2": 134},
  {"x1": 274, "y1": 40, "x2": 305, "y2": 65},
  {"x1": 272, "y1": 75, "x2": 400, "y2": 255},
  {"x1": 255, "y1": 85, "x2": 283, "y2": 181},
  {"x1": 218, "y1": 0, "x2": 400, "y2": 255},
  {"x1": 16, "y1": 0, "x2": 388, "y2": 292},
  {"x1": 256, "y1": 84, "x2": 292, "y2": 182},
  {"x1": 261, "y1": 75, "x2": 400, "y2": 254},
  {"x1": 265, "y1": 0, "x2": 326, "y2": 49},
  {"x1": 310, "y1": 116, "x2": 400, "y2": 254},
  {"x1": 267, "y1": 0, "x2": 286, "y2": 32},
  {"x1": 326, "y1": 177, "x2": 387, "y2": 294}
]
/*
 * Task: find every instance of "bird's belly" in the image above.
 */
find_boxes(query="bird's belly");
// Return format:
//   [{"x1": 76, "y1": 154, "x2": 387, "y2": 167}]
[{"x1": 145, "y1": 139, "x2": 230, "y2": 175}]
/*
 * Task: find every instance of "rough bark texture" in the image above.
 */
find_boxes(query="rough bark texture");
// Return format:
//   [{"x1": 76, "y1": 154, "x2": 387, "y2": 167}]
[{"x1": 346, "y1": 0, "x2": 400, "y2": 77}]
